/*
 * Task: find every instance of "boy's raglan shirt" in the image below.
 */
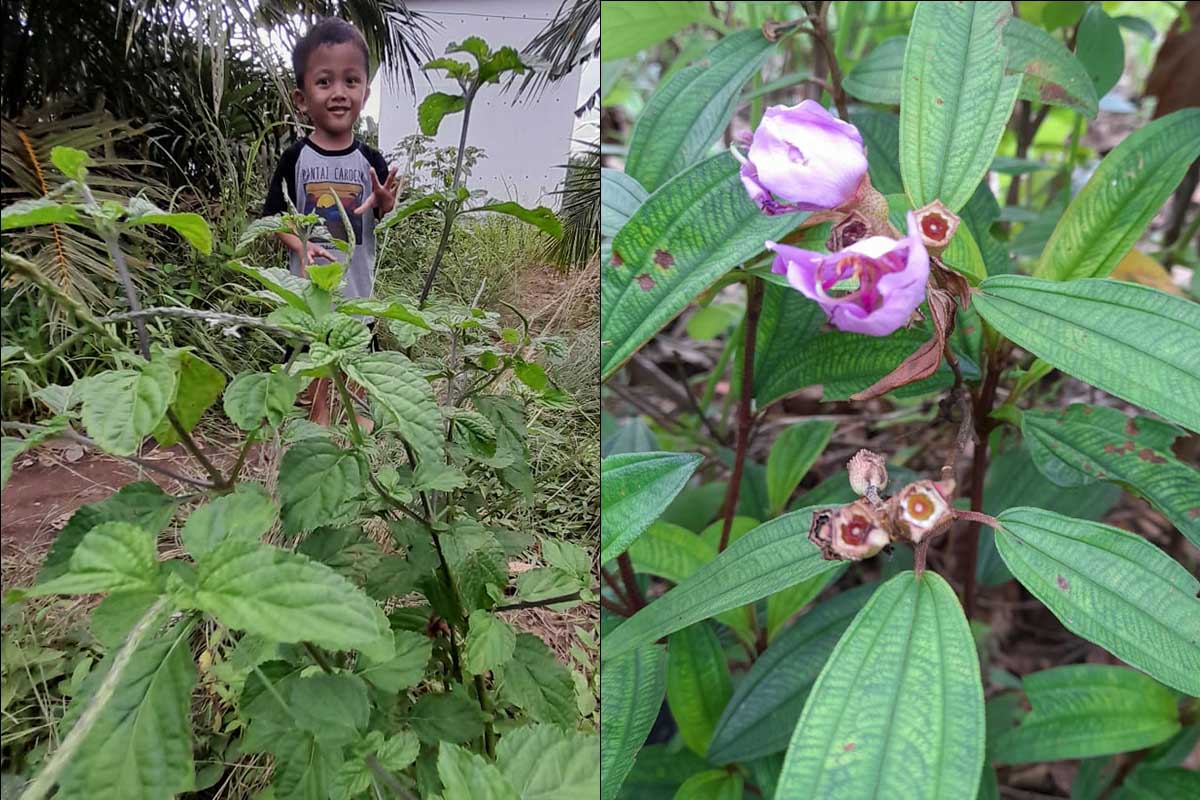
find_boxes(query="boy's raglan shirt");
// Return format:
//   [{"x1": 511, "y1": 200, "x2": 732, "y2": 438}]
[{"x1": 263, "y1": 137, "x2": 390, "y2": 300}]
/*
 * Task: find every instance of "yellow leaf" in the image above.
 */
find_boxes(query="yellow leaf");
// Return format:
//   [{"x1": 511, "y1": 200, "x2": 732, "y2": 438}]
[{"x1": 1110, "y1": 249, "x2": 1182, "y2": 296}]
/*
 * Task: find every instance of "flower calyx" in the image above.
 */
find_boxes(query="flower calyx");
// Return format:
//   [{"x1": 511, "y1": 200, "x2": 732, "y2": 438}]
[
  {"x1": 913, "y1": 200, "x2": 960, "y2": 256},
  {"x1": 889, "y1": 479, "x2": 956, "y2": 545},
  {"x1": 809, "y1": 499, "x2": 892, "y2": 561}
]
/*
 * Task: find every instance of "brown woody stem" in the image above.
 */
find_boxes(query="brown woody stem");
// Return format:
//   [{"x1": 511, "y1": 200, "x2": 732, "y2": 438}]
[{"x1": 718, "y1": 277, "x2": 763, "y2": 552}]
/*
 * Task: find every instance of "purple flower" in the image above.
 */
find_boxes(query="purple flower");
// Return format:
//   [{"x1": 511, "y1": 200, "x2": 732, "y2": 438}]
[
  {"x1": 766, "y1": 212, "x2": 929, "y2": 336},
  {"x1": 733, "y1": 100, "x2": 869, "y2": 215}
]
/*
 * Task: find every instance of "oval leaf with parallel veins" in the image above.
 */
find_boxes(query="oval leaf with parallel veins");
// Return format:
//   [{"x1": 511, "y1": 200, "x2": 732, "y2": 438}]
[
  {"x1": 776, "y1": 571, "x2": 985, "y2": 800},
  {"x1": 995, "y1": 507, "x2": 1200, "y2": 697}
]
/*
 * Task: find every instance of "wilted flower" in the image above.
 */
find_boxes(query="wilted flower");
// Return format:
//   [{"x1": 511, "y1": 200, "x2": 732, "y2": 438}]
[
  {"x1": 891, "y1": 480, "x2": 954, "y2": 544},
  {"x1": 847, "y1": 449, "x2": 888, "y2": 503},
  {"x1": 809, "y1": 499, "x2": 892, "y2": 561},
  {"x1": 733, "y1": 100, "x2": 869, "y2": 215},
  {"x1": 765, "y1": 212, "x2": 930, "y2": 336}
]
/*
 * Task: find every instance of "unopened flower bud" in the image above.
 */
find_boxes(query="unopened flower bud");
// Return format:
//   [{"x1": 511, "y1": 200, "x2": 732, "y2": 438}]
[
  {"x1": 847, "y1": 449, "x2": 888, "y2": 504},
  {"x1": 891, "y1": 480, "x2": 953, "y2": 544},
  {"x1": 913, "y1": 200, "x2": 960, "y2": 256},
  {"x1": 809, "y1": 499, "x2": 892, "y2": 561}
]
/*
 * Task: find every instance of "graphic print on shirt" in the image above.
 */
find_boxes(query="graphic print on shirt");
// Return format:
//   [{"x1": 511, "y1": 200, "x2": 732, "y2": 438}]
[{"x1": 303, "y1": 180, "x2": 364, "y2": 244}]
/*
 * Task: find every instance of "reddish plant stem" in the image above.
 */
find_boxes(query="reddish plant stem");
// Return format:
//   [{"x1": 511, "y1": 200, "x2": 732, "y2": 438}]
[
  {"x1": 600, "y1": 596, "x2": 631, "y2": 617},
  {"x1": 959, "y1": 345, "x2": 1004, "y2": 618},
  {"x1": 718, "y1": 278, "x2": 764, "y2": 553},
  {"x1": 601, "y1": 566, "x2": 633, "y2": 611},
  {"x1": 617, "y1": 553, "x2": 646, "y2": 611}
]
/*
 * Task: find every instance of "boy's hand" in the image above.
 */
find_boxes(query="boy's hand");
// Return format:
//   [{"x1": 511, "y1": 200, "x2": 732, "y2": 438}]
[
  {"x1": 303, "y1": 242, "x2": 335, "y2": 268},
  {"x1": 355, "y1": 166, "x2": 402, "y2": 216}
]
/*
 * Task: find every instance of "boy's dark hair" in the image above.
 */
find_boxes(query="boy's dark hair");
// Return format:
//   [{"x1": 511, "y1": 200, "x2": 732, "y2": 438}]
[{"x1": 292, "y1": 18, "x2": 370, "y2": 88}]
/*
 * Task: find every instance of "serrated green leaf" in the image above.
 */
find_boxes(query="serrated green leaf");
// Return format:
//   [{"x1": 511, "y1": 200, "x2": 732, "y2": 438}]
[
  {"x1": 900, "y1": 0, "x2": 1022, "y2": 212},
  {"x1": 708, "y1": 583, "x2": 873, "y2": 765},
  {"x1": 1023, "y1": 405, "x2": 1200, "y2": 546},
  {"x1": 38, "y1": 482, "x2": 176, "y2": 584},
  {"x1": 479, "y1": 45, "x2": 524, "y2": 83},
  {"x1": 1035, "y1": 110, "x2": 1200, "y2": 282},
  {"x1": 438, "y1": 742, "x2": 520, "y2": 800},
  {"x1": 0, "y1": 197, "x2": 82, "y2": 230},
  {"x1": 50, "y1": 145, "x2": 91, "y2": 181},
  {"x1": 465, "y1": 610, "x2": 516, "y2": 674},
  {"x1": 376, "y1": 195, "x2": 439, "y2": 232},
  {"x1": 626, "y1": 28, "x2": 774, "y2": 191},
  {"x1": 603, "y1": 507, "x2": 840, "y2": 662},
  {"x1": 356, "y1": 629, "x2": 431, "y2": 692},
  {"x1": 289, "y1": 673, "x2": 369, "y2": 745},
  {"x1": 776, "y1": 572, "x2": 985, "y2": 799},
  {"x1": 471, "y1": 201, "x2": 562, "y2": 238},
  {"x1": 475, "y1": 395, "x2": 533, "y2": 498},
  {"x1": 151, "y1": 351, "x2": 225, "y2": 447},
  {"x1": 667, "y1": 621, "x2": 731, "y2": 756},
  {"x1": 57, "y1": 623, "x2": 195, "y2": 800},
  {"x1": 80, "y1": 361, "x2": 177, "y2": 456},
  {"x1": 331, "y1": 730, "x2": 419, "y2": 800},
  {"x1": 342, "y1": 351, "x2": 442, "y2": 462},
  {"x1": 499, "y1": 633, "x2": 576, "y2": 726},
  {"x1": 223, "y1": 370, "x2": 302, "y2": 431},
  {"x1": 278, "y1": 440, "x2": 365, "y2": 534},
  {"x1": 90, "y1": 591, "x2": 159, "y2": 649},
  {"x1": 600, "y1": 644, "x2": 667, "y2": 800},
  {"x1": 1076, "y1": 6, "x2": 1124, "y2": 96},
  {"x1": 973, "y1": 276, "x2": 1200, "y2": 432},
  {"x1": 496, "y1": 724, "x2": 600, "y2": 800},
  {"x1": 600, "y1": 168, "x2": 648, "y2": 268},
  {"x1": 269, "y1": 730, "x2": 343, "y2": 800},
  {"x1": 227, "y1": 262, "x2": 311, "y2": 311},
  {"x1": 30, "y1": 521, "x2": 161, "y2": 597},
  {"x1": 1003, "y1": 17, "x2": 1098, "y2": 116},
  {"x1": 192, "y1": 539, "x2": 391, "y2": 658},
  {"x1": 418, "y1": 92, "x2": 466, "y2": 136},
  {"x1": 409, "y1": 688, "x2": 486, "y2": 745},
  {"x1": 182, "y1": 484, "x2": 278, "y2": 561},
  {"x1": 766, "y1": 421, "x2": 836, "y2": 515},
  {"x1": 995, "y1": 507, "x2": 1200, "y2": 696},
  {"x1": 992, "y1": 665, "x2": 1180, "y2": 764},
  {"x1": 424, "y1": 56, "x2": 472, "y2": 78},
  {"x1": 337, "y1": 298, "x2": 430, "y2": 330},
  {"x1": 844, "y1": 36, "x2": 906, "y2": 104},
  {"x1": 601, "y1": 153, "x2": 803, "y2": 380},
  {"x1": 601, "y1": 451, "x2": 702, "y2": 564},
  {"x1": 442, "y1": 523, "x2": 507, "y2": 612},
  {"x1": 600, "y1": 1, "x2": 711, "y2": 62},
  {"x1": 124, "y1": 198, "x2": 213, "y2": 254}
]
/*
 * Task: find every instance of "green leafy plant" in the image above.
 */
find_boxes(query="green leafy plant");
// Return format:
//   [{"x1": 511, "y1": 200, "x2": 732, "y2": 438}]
[
  {"x1": 0, "y1": 34, "x2": 597, "y2": 800},
  {"x1": 599, "y1": 3, "x2": 1200, "y2": 799}
]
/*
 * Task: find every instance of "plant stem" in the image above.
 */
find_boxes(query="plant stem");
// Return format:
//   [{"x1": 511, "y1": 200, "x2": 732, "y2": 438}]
[
  {"x1": 332, "y1": 369, "x2": 367, "y2": 447},
  {"x1": 302, "y1": 642, "x2": 335, "y2": 674},
  {"x1": 494, "y1": 588, "x2": 599, "y2": 612},
  {"x1": 717, "y1": 277, "x2": 763, "y2": 553},
  {"x1": 600, "y1": 566, "x2": 634, "y2": 611},
  {"x1": 22, "y1": 598, "x2": 171, "y2": 800},
  {"x1": 958, "y1": 341, "x2": 1004, "y2": 618},
  {"x1": 616, "y1": 553, "x2": 646, "y2": 610},
  {"x1": 100, "y1": 307, "x2": 304, "y2": 340},
  {"x1": 417, "y1": 83, "x2": 478, "y2": 308}
]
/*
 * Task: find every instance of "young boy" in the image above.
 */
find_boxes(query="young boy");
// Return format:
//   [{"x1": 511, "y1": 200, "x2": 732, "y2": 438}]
[
  {"x1": 263, "y1": 18, "x2": 403, "y2": 424},
  {"x1": 264, "y1": 16, "x2": 401, "y2": 296}
]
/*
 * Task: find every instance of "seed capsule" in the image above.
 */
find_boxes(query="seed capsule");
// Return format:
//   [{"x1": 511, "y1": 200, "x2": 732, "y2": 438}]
[{"x1": 809, "y1": 499, "x2": 891, "y2": 561}]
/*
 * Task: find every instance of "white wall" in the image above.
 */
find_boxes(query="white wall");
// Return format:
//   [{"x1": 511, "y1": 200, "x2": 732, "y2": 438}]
[{"x1": 377, "y1": 0, "x2": 591, "y2": 209}]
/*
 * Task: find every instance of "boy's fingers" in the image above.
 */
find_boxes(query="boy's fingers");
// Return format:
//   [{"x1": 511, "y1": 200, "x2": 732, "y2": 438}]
[{"x1": 354, "y1": 194, "x2": 377, "y2": 214}]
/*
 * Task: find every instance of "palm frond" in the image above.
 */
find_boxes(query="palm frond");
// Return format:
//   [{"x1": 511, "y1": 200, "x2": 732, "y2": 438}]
[
  {"x1": 543, "y1": 140, "x2": 599, "y2": 269},
  {"x1": 513, "y1": 0, "x2": 599, "y2": 107}
]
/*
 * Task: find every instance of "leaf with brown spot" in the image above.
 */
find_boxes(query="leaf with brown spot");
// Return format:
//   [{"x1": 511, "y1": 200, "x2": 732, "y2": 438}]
[
  {"x1": 1023, "y1": 404, "x2": 1200, "y2": 547},
  {"x1": 851, "y1": 287, "x2": 957, "y2": 401},
  {"x1": 653, "y1": 249, "x2": 674, "y2": 269},
  {"x1": 636, "y1": 274, "x2": 655, "y2": 291}
]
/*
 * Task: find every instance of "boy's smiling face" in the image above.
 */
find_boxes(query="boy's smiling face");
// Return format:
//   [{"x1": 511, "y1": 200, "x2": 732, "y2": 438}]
[{"x1": 294, "y1": 41, "x2": 369, "y2": 143}]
